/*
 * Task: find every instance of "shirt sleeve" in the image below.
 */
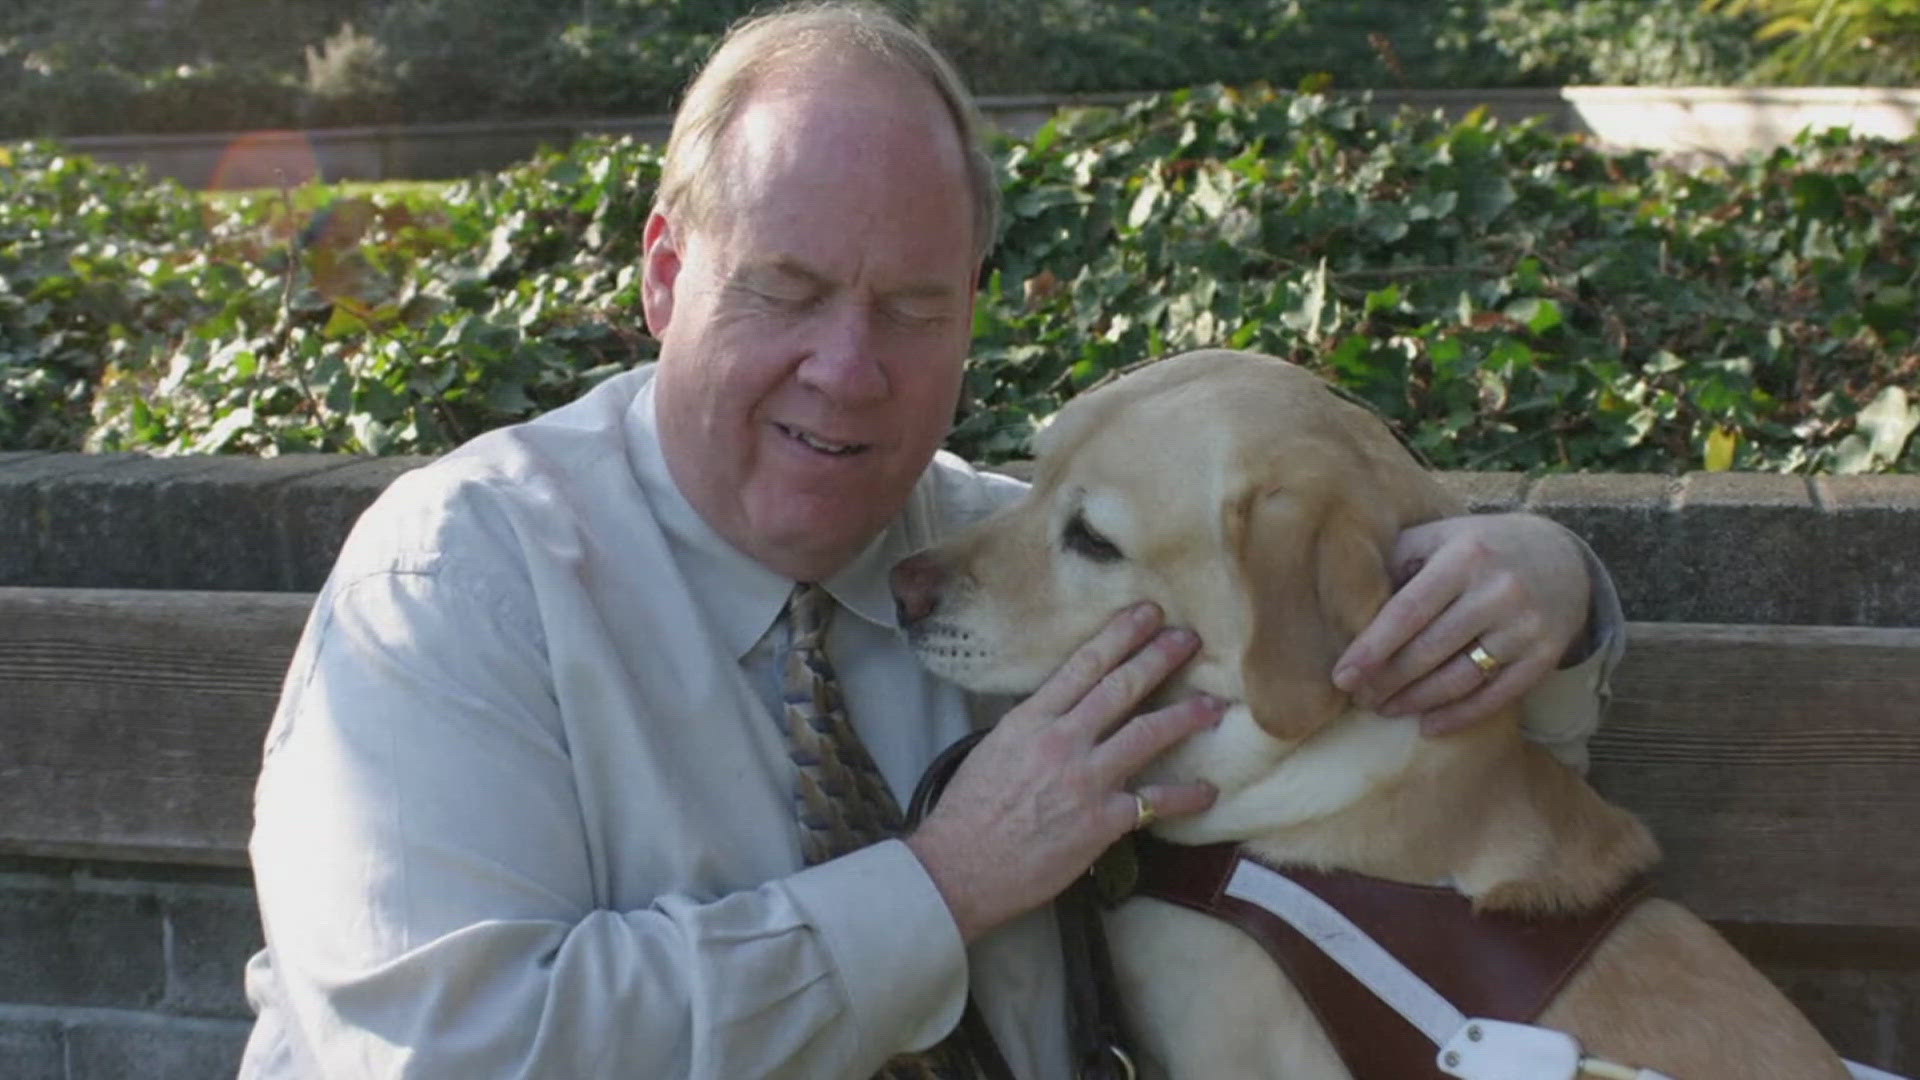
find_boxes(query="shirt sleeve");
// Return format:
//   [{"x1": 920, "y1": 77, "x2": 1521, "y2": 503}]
[
  {"x1": 246, "y1": 561, "x2": 968, "y2": 1079},
  {"x1": 1517, "y1": 533, "x2": 1627, "y2": 774}
]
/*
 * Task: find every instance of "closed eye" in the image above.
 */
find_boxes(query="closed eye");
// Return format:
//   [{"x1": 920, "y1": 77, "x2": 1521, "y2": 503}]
[
  {"x1": 880, "y1": 305, "x2": 951, "y2": 329},
  {"x1": 744, "y1": 285, "x2": 820, "y2": 313},
  {"x1": 1063, "y1": 511, "x2": 1123, "y2": 563}
]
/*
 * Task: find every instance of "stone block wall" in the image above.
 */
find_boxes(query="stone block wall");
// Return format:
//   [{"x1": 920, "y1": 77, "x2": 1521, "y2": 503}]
[
  {"x1": 3, "y1": 451, "x2": 1915, "y2": 625},
  {"x1": 0, "y1": 452, "x2": 430, "y2": 594},
  {"x1": 1461, "y1": 470, "x2": 1920, "y2": 628},
  {"x1": 0, "y1": 858, "x2": 257, "y2": 1078}
]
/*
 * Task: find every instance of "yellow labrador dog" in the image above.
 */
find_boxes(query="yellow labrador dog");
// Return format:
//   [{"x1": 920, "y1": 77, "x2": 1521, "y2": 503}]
[{"x1": 896, "y1": 350, "x2": 1847, "y2": 1079}]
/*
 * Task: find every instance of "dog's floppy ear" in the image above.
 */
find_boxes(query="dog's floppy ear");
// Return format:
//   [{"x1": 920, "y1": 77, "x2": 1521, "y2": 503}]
[{"x1": 1233, "y1": 485, "x2": 1396, "y2": 742}]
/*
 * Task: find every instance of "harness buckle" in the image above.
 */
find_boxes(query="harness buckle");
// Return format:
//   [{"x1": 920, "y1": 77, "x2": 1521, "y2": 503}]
[{"x1": 1436, "y1": 1019, "x2": 1581, "y2": 1080}]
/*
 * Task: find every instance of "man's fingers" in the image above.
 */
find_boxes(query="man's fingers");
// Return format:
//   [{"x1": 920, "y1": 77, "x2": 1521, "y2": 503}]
[
  {"x1": 1374, "y1": 628, "x2": 1547, "y2": 729},
  {"x1": 1376, "y1": 647, "x2": 1499, "y2": 718},
  {"x1": 1355, "y1": 577, "x2": 1532, "y2": 709},
  {"x1": 1114, "y1": 780, "x2": 1218, "y2": 832},
  {"x1": 1059, "y1": 626, "x2": 1200, "y2": 739},
  {"x1": 1374, "y1": 617, "x2": 1532, "y2": 716},
  {"x1": 1333, "y1": 545, "x2": 1467, "y2": 692},
  {"x1": 1417, "y1": 651, "x2": 1546, "y2": 733},
  {"x1": 1088, "y1": 693, "x2": 1224, "y2": 783},
  {"x1": 1021, "y1": 602, "x2": 1164, "y2": 718},
  {"x1": 1349, "y1": 595, "x2": 1475, "y2": 708},
  {"x1": 1387, "y1": 517, "x2": 1452, "y2": 576}
]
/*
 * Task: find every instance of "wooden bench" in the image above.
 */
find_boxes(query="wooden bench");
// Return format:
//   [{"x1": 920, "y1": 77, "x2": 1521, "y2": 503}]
[{"x1": 3, "y1": 586, "x2": 1917, "y2": 1070}]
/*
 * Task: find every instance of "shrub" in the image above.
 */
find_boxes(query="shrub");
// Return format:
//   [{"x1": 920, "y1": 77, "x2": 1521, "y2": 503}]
[
  {"x1": 0, "y1": 0, "x2": 369, "y2": 135},
  {"x1": 0, "y1": 144, "x2": 215, "y2": 449},
  {"x1": 1469, "y1": 0, "x2": 1763, "y2": 86},
  {"x1": 1707, "y1": 0, "x2": 1920, "y2": 84},
  {"x1": 303, "y1": 23, "x2": 401, "y2": 128},
  {"x1": 2, "y1": 89, "x2": 1914, "y2": 472},
  {"x1": 965, "y1": 88, "x2": 1917, "y2": 474},
  {"x1": 1, "y1": 0, "x2": 1762, "y2": 138},
  {"x1": 85, "y1": 143, "x2": 659, "y2": 455}
]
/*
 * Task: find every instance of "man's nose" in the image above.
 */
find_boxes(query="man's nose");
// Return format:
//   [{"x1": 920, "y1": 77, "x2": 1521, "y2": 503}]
[
  {"x1": 798, "y1": 303, "x2": 888, "y2": 403},
  {"x1": 889, "y1": 552, "x2": 949, "y2": 627}
]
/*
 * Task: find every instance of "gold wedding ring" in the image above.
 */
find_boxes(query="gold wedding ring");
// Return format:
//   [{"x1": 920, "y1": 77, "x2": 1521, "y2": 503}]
[
  {"x1": 1132, "y1": 792, "x2": 1157, "y2": 831},
  {"x1": 1467, "y1": 640, "x2": 1502, "y2": 678}
]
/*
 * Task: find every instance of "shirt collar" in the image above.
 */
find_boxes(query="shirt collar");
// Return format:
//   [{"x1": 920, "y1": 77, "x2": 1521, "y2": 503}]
[{"x1": 627, "y1": 373, "x2": 911, "y2": 660}]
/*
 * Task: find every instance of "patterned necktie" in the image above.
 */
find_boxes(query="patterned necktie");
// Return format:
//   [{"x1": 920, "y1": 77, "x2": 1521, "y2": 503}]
[
  {"x1": 778, "y1": 583, "x2": 999, "y2": 1080},
  {"x1": 781, "y1": 582, "x2": 904, "y2": 861}
]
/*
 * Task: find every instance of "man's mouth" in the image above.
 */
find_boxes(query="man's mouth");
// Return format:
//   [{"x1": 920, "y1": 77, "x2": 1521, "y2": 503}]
[{"x1": 776, "y1": 422, "x2": 868, "y2": 457}]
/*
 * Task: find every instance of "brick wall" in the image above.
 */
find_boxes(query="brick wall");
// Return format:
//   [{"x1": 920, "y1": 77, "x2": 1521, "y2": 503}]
[{"x1": 0, "y1": 857, "x2": 256, "y2": 1078}]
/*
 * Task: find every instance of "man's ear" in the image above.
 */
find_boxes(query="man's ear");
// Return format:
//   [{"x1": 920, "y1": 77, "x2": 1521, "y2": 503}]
[
  {"x1": 641, "y1": 211, "x2": 681, "y2": 338},
  {"x1": 1235, "y1": 488, "x2": 1395, "y2": 742}
]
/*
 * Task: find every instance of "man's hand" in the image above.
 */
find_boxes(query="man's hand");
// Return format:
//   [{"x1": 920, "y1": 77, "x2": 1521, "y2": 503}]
[
  {"x1": 1331, "y1": 513, "x2": 1592, "y2": 735},
  {"x1": 905, "y1": 602, "x2": 1221, "y2": 943}
]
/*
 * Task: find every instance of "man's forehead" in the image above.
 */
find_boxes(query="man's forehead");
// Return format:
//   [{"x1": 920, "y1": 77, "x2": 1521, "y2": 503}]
[
  {"x1": 683, "y1": 86, "x2": 971, "y2": 273},
  {"x1": 745, "y1": 51, "x2": 938, "y2": 115},
  {"x1": 727, "y1": 58, "x2": 957, "y2": 171}
]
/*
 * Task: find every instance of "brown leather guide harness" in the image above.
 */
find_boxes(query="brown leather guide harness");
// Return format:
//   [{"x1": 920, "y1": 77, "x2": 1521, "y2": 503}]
[
  {"x1": 1126, "y1": 833, "x2": 1650, "y2": 1080},
  {"x1": 907, "y1": 730, "x2": 1648, "y2": 1080}
]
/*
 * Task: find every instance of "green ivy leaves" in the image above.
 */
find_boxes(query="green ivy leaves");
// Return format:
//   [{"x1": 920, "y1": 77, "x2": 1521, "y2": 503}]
[
  {"x1": 1, "y1": 85, "x2": 1914, "y2": 475},
  {"x1": 963, "y1": 86, "x2": 1917, "y2": 474},
  {"x1": 2, "y1": 138, "x2": 657, "y2": 456}
]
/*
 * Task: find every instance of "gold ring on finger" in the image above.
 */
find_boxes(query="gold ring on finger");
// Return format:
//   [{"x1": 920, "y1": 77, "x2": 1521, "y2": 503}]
[
  {"x1": 1132, "y1": 792, "x2": 1157, "y2": 831},
  {"x1": 1467, "y1": 640, "x2": 1501, "y2": 678}
]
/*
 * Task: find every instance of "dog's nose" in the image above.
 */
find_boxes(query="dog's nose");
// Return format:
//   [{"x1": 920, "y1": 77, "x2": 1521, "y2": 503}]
[{"x1": 889, "y1": 553, "x2": 948, "y2": 627}]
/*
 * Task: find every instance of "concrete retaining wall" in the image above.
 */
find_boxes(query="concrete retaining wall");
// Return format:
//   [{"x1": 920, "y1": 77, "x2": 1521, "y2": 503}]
[
  {"x1": 2, "y1": 451, "x2": 1914, "y2": 626},
  {"x1": 51, "y1": 87, "x2": 1920, "y2": 190},
  {"x1": 1368, "y1": 85, "x2": 1920, "y2": 157}
]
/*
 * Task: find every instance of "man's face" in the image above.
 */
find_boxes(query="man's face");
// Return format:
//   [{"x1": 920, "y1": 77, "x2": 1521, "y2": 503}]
[{"x1": 643, "y1": 59, "x2": 980, "y2": 582}]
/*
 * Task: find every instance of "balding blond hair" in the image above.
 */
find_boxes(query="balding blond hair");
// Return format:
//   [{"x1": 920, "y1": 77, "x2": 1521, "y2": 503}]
[{"x1": 654, "y1": 1, "x2": 1000, "y2": 262}]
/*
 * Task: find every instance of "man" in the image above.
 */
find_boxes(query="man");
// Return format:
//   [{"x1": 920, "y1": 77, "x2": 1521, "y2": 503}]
[{"x1": 240, "y1": 4, "x2": 1620, "y2": 1076}]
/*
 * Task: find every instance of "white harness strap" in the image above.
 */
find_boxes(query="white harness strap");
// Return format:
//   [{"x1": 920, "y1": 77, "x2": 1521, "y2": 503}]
[
  {"x1": 1223, "y1": 857, "x2": 1907, "y2": 1080},
  {"x1": 1224, "y1": 858, "x2": 1465, "y2": 1045}
]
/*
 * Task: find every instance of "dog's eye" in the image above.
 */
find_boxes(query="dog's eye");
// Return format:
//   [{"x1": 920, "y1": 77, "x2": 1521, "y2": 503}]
[{"x1": 1063, "y1": 512, "x2": 1124, "y2": 563}]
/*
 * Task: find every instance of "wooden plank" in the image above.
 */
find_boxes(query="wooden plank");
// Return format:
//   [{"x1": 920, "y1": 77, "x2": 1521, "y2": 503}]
[
  {"x1": 1758, "y1": 957, "x2": 1919, "y2": 1072},
  {"x1": 1591, "y1": 622, "x2": 1920, "y2": 931},
  {"x1": 0, "y1": 587, "x2": 312, "y2": 866},
  {"x1": 4, "y1": 592, "x2": 1919, "y2": 923}
]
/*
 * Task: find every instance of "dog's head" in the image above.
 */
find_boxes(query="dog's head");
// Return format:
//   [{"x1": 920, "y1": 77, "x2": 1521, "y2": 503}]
[{"x1": 894, "y1": 349, "x2": 1463, "y2": 745}]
